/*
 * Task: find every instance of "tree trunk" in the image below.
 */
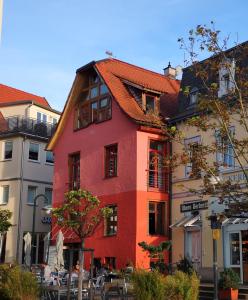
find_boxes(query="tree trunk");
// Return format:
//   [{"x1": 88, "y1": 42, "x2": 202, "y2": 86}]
[{"x1": 78, "y1": 240, "x2": 84, "y2": 300}]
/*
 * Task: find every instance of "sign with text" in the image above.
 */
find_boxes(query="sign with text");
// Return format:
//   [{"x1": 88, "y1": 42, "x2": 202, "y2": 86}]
[{"x1": 180, "y1": 200, "x2": 208, "y2": 213}]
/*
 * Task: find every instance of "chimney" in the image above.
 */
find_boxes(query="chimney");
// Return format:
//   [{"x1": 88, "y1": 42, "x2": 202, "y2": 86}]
[{"x1": 163, "y1": 62, "x2": 176, "y2": 79}]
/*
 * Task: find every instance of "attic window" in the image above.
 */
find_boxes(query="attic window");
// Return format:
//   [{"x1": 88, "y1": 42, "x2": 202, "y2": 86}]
[
  {"x1": 146, "y1": 95, "x2": 156, "y2": 112},
  {"x1": 218, "y1": 59, "x2": 235, "y2": 97},
  {"x1": 76, "y1": 71, "x2": 111, "y2": 129},
  {"x1": 189, "y1": 87, "x2": 198, "y2": 105}
]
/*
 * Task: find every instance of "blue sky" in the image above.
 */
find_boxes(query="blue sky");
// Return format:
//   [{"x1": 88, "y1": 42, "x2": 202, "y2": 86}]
[{"x1": 0, "y1": 0, "x2": 248, "y2": 111}]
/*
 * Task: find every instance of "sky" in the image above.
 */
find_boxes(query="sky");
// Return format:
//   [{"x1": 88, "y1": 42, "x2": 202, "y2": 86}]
[{"x1": 0, "y1": 0, "x2": 248, "y2": 112}]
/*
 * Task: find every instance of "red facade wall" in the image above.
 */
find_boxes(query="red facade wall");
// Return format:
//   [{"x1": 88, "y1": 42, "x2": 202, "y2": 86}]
[{"x1": 52, "y1": 99, "x2": 170, "y2": 270}]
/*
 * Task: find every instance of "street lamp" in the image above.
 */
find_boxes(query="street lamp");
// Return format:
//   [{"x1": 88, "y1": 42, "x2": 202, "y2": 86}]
[{"x1": 30, "y1": 194, "x2": 49, "y2": 269}]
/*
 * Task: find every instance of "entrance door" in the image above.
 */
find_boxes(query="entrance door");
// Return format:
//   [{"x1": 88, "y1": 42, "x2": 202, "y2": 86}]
[
  {"x1": 229, "y1": 232, "x2": 242, "y2": 281},
  {"x1": 185, "y1": 229, "x2": 201, "y2": 272},
  {"x1": 242, "y1": 231, "x2": 248, "y2": 283}
]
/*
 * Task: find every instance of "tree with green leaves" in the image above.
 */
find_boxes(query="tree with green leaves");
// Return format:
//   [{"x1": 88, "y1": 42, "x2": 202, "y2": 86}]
[
  {"x1": 0, "y1": 209, "x2": 11, "y2": 234},
  {"x1": 153, "y1": 23, "x2": 248, "y2": 218},
  {"x1": 52, "y1": 189, "x2": 112, "y2": 300},
  {"x1": 138, "y1": 241, "x2": 171, "y2": 273}
]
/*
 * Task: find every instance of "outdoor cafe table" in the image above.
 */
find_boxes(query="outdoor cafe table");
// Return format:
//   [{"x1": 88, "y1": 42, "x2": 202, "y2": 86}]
[{"x1": 44, "y1": 285, "x2": 69, "y2": 300}]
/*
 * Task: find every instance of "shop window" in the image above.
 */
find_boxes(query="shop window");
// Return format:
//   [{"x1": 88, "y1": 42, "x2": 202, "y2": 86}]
[
  {"x1": 68, "y1": 153, "x2": 80, "y2": 190},
  {"x1": 3, "y1": 141, "x2": 13, "y2": 160},
  {"x1": 148, "y1": 140, "x2": 166, "y2": 191},
  {"x1": 0, "y1": 186, "x2": 9, "y2": 205},
  {"x1": 149, "y1": 201, "x2": 166, "y2": 235},
  {"x1": 105, "y1": 144, "x2": 118, "y2": 178},
  {"x1": 45, "y1": 188, "x2": 52, "y2": 206},
  {"x1": 46, "y1": 151, "x2": 54, "y2": 164},
  {"x1": 229, "y1": 232, "x2": 240, "y2": 265},
  {"x1": 105, "y1": 205, "x2": 117, "y2": 236},
  {"x1": 27, "y1": 186, "x2": 37, "y2": 204},
  {"x1": 29, "y1": 143, "x2": 39, "y2": 161}
]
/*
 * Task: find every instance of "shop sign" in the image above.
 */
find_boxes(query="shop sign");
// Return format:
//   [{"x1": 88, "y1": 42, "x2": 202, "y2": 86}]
[
  {"x1": 180, "y1": 200, "x2": 208, "y2": 213},
  {"x1": 212, "y1": 229, "x2": 221, "y2": 240},
  {"x1": 41, "y1": 216, "x2": 52, "y2": 224}
]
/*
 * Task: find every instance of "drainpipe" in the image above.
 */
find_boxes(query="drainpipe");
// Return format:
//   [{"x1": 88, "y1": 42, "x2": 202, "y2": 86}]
[
  {"x1": 16, "y1": 136, "x2": 25, "y2": 262},
  {"x1": 168, "y1": 141, "x2": 173, "y2": 269}
]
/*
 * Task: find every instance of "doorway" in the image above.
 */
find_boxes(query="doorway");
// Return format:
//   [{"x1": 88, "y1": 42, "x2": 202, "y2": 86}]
[
  {"x1": 242, "y1": 230, "x2": 248, "y2": 283},
  {"x1": 185, "y1": 229, "x2": 201, "y2": 272}
]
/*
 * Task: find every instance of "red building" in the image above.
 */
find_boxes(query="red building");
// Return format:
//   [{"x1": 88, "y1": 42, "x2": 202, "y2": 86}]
[{"x1": 47, "y1": 59, "x2": 179, "y2": 270}]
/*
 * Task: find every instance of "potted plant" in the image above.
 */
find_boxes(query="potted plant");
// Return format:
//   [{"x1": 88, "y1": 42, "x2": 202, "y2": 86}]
[{"x1": 218, "y1": 268, "x2": 239, "y2": 300}]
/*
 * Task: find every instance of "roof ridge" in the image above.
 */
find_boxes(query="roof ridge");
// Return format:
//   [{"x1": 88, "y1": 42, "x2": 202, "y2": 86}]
[
  {"x1": 0, "y1": 83, "x2": 46, "y2": 100},
  {"x1": 98, "y1": 58, "x2": 179, "y2": 82}
]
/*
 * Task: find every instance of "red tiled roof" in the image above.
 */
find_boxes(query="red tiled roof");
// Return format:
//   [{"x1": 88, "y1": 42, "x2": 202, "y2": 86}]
[
  {"x1": 0, "y1": 84, "x2": 51, "y2": 108},
  {"x1": 95, "y1": 59, "x2": 180, "y2": 123}
]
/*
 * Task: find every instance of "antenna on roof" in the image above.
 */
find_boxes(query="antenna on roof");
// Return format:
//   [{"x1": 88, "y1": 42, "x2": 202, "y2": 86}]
[{"x1": 105, "y1": 50, "x2": 113, "y2": 58}]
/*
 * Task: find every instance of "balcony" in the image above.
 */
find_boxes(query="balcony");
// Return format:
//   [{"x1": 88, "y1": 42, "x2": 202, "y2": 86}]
[
  {"x1": 147, "y1": 169, "x2": 169, "y2": 192},
  {"x1": 0, "y1": 115, "x2": 57, "y2": 139}
]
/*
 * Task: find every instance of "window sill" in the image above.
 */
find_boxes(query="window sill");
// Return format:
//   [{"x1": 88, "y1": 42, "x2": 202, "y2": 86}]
[
  {"x1": 104, "y1": 175, "x2": 118, "y2": 180},
  {"x1": 148, "y1": 233, "x2": 168, "y2": 237},
  {"x1": 0, "y1": 203, "x2": 8, "y2": 206},
  {"x1": 28, "y1": 160, "x2": 40, "y2": 164},
  {"x1": 104, "y1": 233, "x2": 117, "y2": 237},
  {"x1": 1, "y1": 159, "x2": 12, "y2": 162},
  {"x1": 45, "y1": 162, "x2": 54, "y2": 166}
]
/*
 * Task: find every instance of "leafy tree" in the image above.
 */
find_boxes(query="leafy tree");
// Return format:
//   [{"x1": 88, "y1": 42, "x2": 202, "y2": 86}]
[
  {"x1": 52, "y1": 189, "x2": 112, "y2": 300},
  {"x1": 138, "y1": 241, "x2": 171, "y2": 273},
  {"x1": 0, "y1": 209, "x2": 12, "y2": 234},
  {"x1": 156, "y1": 23, "x2": 248, "y2": 217}
]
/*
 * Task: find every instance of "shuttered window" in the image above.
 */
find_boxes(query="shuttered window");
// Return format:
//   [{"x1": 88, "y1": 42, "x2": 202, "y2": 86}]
[{"x1": 105, "y1": 144, "x2": 118, "y2": 178}]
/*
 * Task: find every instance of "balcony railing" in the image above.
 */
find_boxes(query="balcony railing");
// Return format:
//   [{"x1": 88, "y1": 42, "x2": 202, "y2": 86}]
[
  {"x1": 147, "y1": 169, "x2": 169, "y2": 192},
  {"x1": 0, "y1": 116, "x2": 57, "y2": 139}
]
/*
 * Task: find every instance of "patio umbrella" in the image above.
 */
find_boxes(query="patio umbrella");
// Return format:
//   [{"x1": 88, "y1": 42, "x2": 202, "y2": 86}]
[
  {"x1": 43, "y1": 232, "x2": 50, "y2": 264},
  {"x1": 23, "y1": 232, "x2": 32, "y2": 266},
  {"x1": 54, "y1": 230, "x2": 64, "y2": 271}
]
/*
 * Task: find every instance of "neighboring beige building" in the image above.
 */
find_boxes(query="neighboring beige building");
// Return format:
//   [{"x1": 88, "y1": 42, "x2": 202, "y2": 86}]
[
  {"x1": 171, "y1": 44, "x2": 248, "y2": 283},
  {"x1": 0, "y1": 83, "x2": 60, "y2": 264}
]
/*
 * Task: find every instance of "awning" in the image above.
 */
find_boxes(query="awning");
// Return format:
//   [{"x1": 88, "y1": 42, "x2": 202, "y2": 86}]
[
  {"x1": 170, "y1": 214, "x2": 201, "y2": 228},
  {"x1": 222, "y1": 217, "x2": 248, "y2": 226}
]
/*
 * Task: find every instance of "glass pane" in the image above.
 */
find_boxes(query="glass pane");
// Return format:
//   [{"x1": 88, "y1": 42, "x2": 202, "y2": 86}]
[
  {"x1": 100, "y1": 84, "x2": 108, "y2": 95},
  {"x1": 28, "y1": 187, "x2": 36, "y2": 204},
  {"x1": 45, "y1": 189, "x2": 52, "y2": 205},
  {"x1": 37, "y1": 112, "x2": 41, "y2": 123},
  {"x1": 146, "y1": 96, "x2": 155, "y2": 111},
  {"x1": 4, "y1": 141, "x2": 13, "y2": 159},
  {"x1": 100, "y1": 98, "x2": 108, "y2": 108},
  {"x1": 29, "y1": 143, "x2": 39, "y2": 160},
  {"x1": 42, "y1": 114, "x2": 47, "y2": 123},
  {"x1": 230, "y1": 233, "x2": 240, "y2": 265},
  {"x1": 46, "y1": 151, "x2": 54, "y2": 164},
  {"x1": 90, "y1": 86, "x2": 98, "y2": 99},
  {"x1": 1, "y1": 186, "x2": 9, "y2": 204}
]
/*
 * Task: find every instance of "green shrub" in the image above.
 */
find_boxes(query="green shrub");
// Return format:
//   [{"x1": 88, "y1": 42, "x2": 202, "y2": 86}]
[
  {"x1": 0, "y1": 264, "x2": 39, "y2": 300},
  {"x1": 176, "y1": 257, "x2": 194, "y2": 275},
  {"x1": 218, "y1": 268, "x2": 240, "y2": 290},
  {"x1": 164, "y1": 271, "x2": 199, "y2": 300},
  {"x1": 131, "y1": 269, "x2": 166, "y2": 300}
]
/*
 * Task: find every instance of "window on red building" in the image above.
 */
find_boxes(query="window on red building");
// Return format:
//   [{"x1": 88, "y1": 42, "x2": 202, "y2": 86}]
[
  {"x1": 148, "y1": 140, "x2": 166, "y2": 191},
  {"x1": 68, "y1": 153, "x2": 80, "y2": 190},
  {"x1": 149, "y1": 201, "x2": 166, "y2": 235},
  {"x1": 105, "y1": 205, "x2": 117, "y2": 236},
  {"x1": 105, "y1": 144, "x2": 118, "y2": 178}
]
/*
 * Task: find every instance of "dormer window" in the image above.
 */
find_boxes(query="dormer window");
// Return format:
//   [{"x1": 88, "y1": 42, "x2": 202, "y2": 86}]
[
  {"x1": 218, "y1": 59, "x2": 235, "y2": 98},
  {"x1": 76, "y1": 71, "x2": 111, "y2": 129},
  {"x1": 189, "y1": 87, "x2": 198, "y2": 105},
  {"x1": 146, "y1": 95, "x2": 156, "y2": 112}
]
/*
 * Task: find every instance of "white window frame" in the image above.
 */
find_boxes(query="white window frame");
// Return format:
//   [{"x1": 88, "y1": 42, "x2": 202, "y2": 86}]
[
  {"x1": 184, "y1": 136, "x2": 201, "y2": 178},
  {"x1": 3, "y1": 140, "x2": 13, "y2": 161},
  {"x1": 37, "y1": 112, "x2": 47, "y2": 123},
  {"x1": 27, "y1": 186, "x2": 37, "y2": 205},
  {"x1": 218, "y1": 59, "x2": 235, "y2": 98},
  {"x1": 0, "y1": 185, "x2": 9, "y2": 205},
  {"x1": 28, "y1": 142, "x2": 40, "y2": 162},
  {"x1": 189, "y1": 87, "x2": 198, "y2": 105},
  {"x1": 216, "y1": 127, "x2": 235, "y2": 170}
]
